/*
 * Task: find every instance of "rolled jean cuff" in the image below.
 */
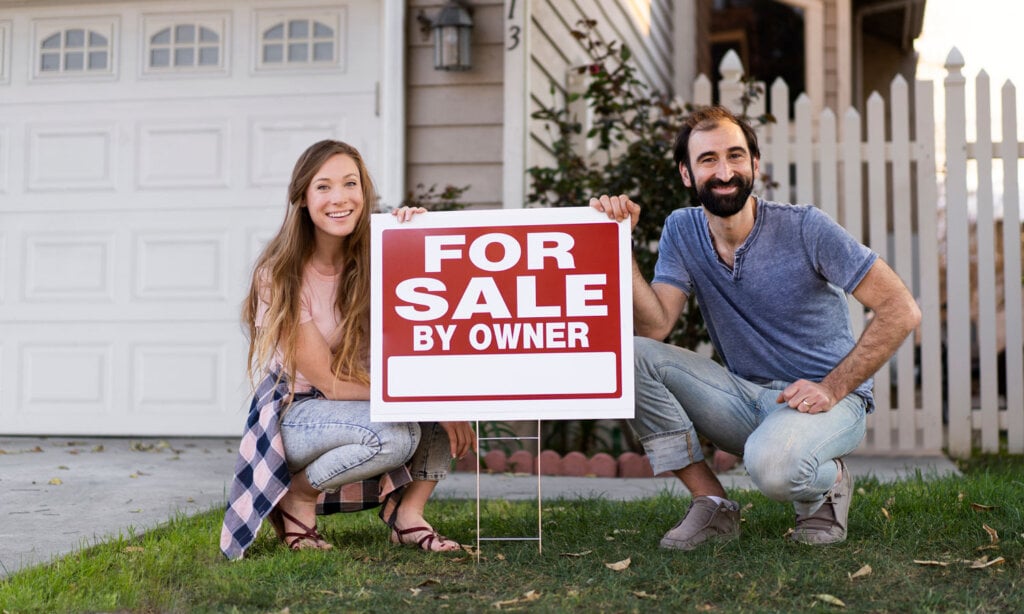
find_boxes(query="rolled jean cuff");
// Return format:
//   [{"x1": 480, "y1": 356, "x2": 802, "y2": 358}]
[
  {"x1": 641, "y1": 428, "x2": 704, "y2": 475},
  {"x1": 411, "y1": 467, "x2": 450, "y2": 482}
]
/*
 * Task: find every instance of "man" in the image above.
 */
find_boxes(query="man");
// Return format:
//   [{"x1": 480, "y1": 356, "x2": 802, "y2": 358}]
[{"x1": 591, "y1": 105, "x2": 920, "y2": 549}]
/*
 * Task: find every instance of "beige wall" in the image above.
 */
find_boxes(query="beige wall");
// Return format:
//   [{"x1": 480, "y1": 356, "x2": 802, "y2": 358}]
[{"x1": 406, "y1": 0, "x2": 505, "y2": 209}]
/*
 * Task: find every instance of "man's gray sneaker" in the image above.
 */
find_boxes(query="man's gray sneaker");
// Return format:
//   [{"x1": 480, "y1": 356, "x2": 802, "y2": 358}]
[
  {"x1": 660, "y1": 496, "x2": 740, "y2": 551},
  {"x1": 790, "y1": 458, "x2": 852, "y2": 545}
]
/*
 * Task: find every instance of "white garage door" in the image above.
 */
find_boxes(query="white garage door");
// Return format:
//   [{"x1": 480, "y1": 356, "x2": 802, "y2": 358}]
[{"x1": 0, "y1": 0, "x2": 382, "y2": 435}]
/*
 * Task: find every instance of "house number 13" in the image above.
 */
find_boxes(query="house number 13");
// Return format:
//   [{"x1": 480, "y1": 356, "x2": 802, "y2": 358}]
[{"x1": 507, "y1": 0, "x2": 521, "y2": 50}]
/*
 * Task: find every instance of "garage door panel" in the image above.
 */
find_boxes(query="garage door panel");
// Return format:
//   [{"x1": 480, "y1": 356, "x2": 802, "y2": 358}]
[
  {"x1": 2, "y1": 322, "x2": 248, "y2": 435},
  {"x1": 1, "y1": 0, "x2": 381, "y2": 436}
]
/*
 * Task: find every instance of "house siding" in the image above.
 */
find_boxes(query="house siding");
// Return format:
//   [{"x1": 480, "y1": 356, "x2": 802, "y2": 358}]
[
  {"x1": 406, "y1": 0, "x2": 505, "y2": 209},
  {"x1": 527, "y1": 0, "x2": 673, "y2": 199}
]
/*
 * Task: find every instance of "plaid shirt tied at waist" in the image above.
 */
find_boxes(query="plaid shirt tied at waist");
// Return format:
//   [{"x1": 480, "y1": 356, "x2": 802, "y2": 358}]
[{"x1": 219, "y1": 371, "x2": 411, "y2": 560}]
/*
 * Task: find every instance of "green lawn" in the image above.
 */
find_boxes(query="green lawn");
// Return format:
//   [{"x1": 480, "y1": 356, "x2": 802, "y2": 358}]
[{"x1": 1, "y1": 456, "x2": 1021, "y2": 613}]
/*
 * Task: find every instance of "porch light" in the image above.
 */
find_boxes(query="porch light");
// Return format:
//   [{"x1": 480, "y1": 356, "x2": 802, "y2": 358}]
[{"x1": 431, "y1": 1, "x2": 473, "y2": 71}]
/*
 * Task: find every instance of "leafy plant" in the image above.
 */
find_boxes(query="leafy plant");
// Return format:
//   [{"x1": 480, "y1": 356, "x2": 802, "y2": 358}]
[{"x1": 399, "y1": 182, "x2": 470, "y2": 212}]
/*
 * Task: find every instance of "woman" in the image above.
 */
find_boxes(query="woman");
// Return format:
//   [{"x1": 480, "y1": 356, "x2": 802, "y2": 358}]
[{"x1": 221, "y1": 140, "x2": 476, "y2": 559}]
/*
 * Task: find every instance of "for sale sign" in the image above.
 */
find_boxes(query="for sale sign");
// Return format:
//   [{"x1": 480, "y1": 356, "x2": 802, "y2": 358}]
[{"x1": 370, "y1": 207, "x2": 633, "y2": 421}]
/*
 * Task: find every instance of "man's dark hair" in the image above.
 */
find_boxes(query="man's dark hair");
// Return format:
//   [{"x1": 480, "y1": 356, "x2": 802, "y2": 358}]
[{"x1": 672, "y1": 105, "x2": 761, "y2": 168}]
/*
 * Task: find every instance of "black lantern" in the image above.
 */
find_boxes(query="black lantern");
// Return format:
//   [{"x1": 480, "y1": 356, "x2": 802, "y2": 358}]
[{"x1": 432, "y1": 1, "x2": 473, "y2": 71}]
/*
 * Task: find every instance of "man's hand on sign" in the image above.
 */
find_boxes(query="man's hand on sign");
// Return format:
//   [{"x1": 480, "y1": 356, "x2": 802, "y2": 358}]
[
  {"x1": 589, "y1": 194, "x2": 640, "y2": 231},
  {"x1": 440, "y1": 421, "x2": 478, "y2": 459},
  {"x1": 391, "y1": 205, "x2": 427, "y2": 223}
]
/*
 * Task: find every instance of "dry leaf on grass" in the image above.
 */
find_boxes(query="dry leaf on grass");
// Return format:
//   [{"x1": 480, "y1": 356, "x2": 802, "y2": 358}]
[
  {"x1": 560, "y1": 550, "x2": 592, "y2": 558},
  {"x1": 982, "y1": 524, "x2": 999, "y2": 544},
  {"x1": 605, "y1": 558, "x2": 631, "y2": 571},
  {"x1": 914, "y1": 560, "x2": 950, "y2": 567},
  {"x1": 881, "y1": 508, "x2": 891, "y2": 521},
  {"x1": 968, "y1": 556, "x2": 1005, "y2": 569},
  {"x1": 123, "y1": 546, "x2": 144, "y2": 553},
  {"x1": 970, "y1": 502, "x2": 997, "y2": 512},
  {"x1": 848, "y1": 564, "x2": 872, "y2": 580},
  {"x1": 48, "y1": 477, "x2": 62, "y2": 485},
  {"x1": 814, "y1": 593, "x2": 846, "y2": 607},
  {"x1": 632, "y1": 590, "x2": 657, "y2": 599},
  {"x1": 492, "y1": 590, "x2": 541, "y2": 609}
]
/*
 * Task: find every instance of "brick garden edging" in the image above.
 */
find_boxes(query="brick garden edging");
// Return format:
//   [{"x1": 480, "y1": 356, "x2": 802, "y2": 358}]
[{"x1": 453, "y1": 450, "x2": 673, "y2": 478}]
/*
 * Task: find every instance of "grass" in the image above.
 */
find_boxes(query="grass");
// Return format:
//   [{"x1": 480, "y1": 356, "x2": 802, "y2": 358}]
[{"x1": 1, "y1": 456, "x2": 1022, "y2": 613}]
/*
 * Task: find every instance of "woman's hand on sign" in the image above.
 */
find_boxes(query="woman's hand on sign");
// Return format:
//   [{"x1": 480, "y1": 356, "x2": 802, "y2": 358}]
[
  {"x1": 391, "y1": 206, "x2": 427, "y2": 223},
  {"x1": 589, "y1": 194, "x2": 640, "y2": 231},
  {"x1": 440, "y1": 421, "x2": 478, "y2": 459}
]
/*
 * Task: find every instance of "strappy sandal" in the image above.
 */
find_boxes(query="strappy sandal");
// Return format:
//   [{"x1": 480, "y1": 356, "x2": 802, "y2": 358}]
[
  {"x1": 267, "y1": 507, "x2": 333, "y2": 551},
  {"x1": 377, "y1": 488, "x2": 459, "y2": 552}
]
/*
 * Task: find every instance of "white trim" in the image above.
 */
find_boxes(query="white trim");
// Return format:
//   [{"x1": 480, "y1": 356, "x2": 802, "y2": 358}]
[
  {"x1": 378, "y1": 0, "x2": 404, "y2": 209},
  {"x1": 836, "y1": 0, "x2": 852, "y2": 113},
  {"x1": 778, "y1": 0, "x2": 824, "y2": 118},
  {"x1": 502, "y1": 0, "x2": 528, "y2": 209},
  {"x1": 0, "y1": 20, "x2": 10, "y2": 84},
  {"x1": 672, "y1": 0, "x2": 696, "y2": 102}
]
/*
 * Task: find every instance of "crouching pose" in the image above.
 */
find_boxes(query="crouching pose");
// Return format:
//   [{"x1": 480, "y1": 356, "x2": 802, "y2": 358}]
[
  {"x1": 591, "y1": 106, "x2": 920, "y2": 549},
  {"x1": 221, "y1": 140, "x2": 476, "y2": 559}
]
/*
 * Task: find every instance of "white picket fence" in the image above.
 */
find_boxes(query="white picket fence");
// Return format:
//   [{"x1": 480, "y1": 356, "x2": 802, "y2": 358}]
[{"x1": 695, "y1": 50, "x2": 1024, "y2": 458}]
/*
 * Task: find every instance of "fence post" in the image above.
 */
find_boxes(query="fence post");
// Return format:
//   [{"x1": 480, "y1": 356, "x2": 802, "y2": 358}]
[
  {"x1": 945, "y1": 48, "x2": 973, "y2": 458},
  {"x1": 1000, "y1": 81, "x2": 1024, "y2": 454},
  {"x1": 915, "y1": 78, "x2": 944, "y2": 453}
]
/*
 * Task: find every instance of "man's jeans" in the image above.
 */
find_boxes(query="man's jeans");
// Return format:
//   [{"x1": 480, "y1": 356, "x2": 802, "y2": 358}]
[
  {"x1": 280, "y1": 398, "x2": 452, "y2": 491},
  {"x1": 633, "y1": 336, "x2": 867, "y2": 516}
]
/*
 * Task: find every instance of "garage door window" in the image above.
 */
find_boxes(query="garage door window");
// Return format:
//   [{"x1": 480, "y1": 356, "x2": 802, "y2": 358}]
[
  {"x1": 260, "y1": 18, "x2": 335, "y2": 66},
  {"x1": 149, "y1": 24, "x2": 221, "y2": 70},
  {"x1": 39, "y1": 28, "x2": 111, "y2": 74}
]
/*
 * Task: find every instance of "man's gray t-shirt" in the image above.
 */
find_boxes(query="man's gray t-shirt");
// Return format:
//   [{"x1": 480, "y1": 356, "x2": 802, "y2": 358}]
[{"x1": 652, "y1": 198, "x2": 878, "y2": 409}]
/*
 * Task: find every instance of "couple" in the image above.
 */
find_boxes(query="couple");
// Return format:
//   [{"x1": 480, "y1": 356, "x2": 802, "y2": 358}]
[{"x1": 221, "y1": 105, "x2": 920, "y2": 559}]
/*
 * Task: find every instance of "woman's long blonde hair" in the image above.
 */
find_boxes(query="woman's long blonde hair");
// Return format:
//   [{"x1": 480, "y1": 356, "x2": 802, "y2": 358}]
[{"x1": 242, "y1": 140, "x2": 376, "y2": 389}]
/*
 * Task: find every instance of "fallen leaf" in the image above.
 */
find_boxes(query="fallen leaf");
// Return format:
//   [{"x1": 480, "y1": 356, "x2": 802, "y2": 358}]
[
  {"x1": 560, "y1": 550, "x2": 592, "y2": 558},
  {"x1": 186, "y1": 497, "x2": 195, "y2": 503},
  {"x1": 605, "y1": 536, "x2": 615, "y2": 541},
  {"x1": 914, "y1": 560, "x2": 950, "y2": 567},
  {"x1": 881, "y1": 508, "x2": 891, "y2": 521},
  {"x1": 408, "y1": 588, "x2": 422, "y2": 597},
  {"x1": 92, "y1": 445, "x2": 105, "y2": 452},
  {"x1": 783, "y1": 527, "x2": 795, "y2": 538},
  {"x1": 969, "y1": 556, "x2": 1005, "y2": 569},
  {"x1": 696, "y1": 604, "x2": 717, "y2": 612},
  {"x1": 492, "y1": 591, "x2": 541, "y2": 609},
  {"x1": 632, "y1": 590, "x2": 657, "y2": 599},
  {"x1": 958, "y1": 492, "x2": 965, "y2": 501},
  {"x1": 741, "y1": 503, "x2": 754, "y2": 513},
  {"x1": 495, "y1": 553, "x2": 506, "y2": 561},
  {"x1": 605, "y1": 558, "x2": 631, "y2": 571},
  {"x1": 849, "y1": 564, "x2": 872, "y2": 580},
  {"x1": 123, "y1": 546, "x2": 144, "y2": 553},
  {"x1": 48, "y1": 478, "x2": 62, "y2": 485},
  {"x1": 522, "y1": 591, "x2": 540, "y2": 602},
  {"x1": 613, "y1": 529, "x2": 639, "y2": 534},
  {"x1": 885, "y1": 496, "x2": 895, "y2": 507},
  {"x1": 982, "y1": 524, "x2": 999, "y2": 544},
  {"x1": 970, "y1": 502, "x2": 996, "y2": 512},
  {"x1": 814, "y1": 593, "x2": 846, "y2": 607}
]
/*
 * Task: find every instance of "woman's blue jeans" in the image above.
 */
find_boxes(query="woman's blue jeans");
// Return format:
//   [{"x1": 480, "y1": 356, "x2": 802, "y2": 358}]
[
  {"x1": 632, "y1": 336, "x2": 867, "y2": 516},
  {"x1": 280, "y1": 397, "x2": 452, "y2": 492}
]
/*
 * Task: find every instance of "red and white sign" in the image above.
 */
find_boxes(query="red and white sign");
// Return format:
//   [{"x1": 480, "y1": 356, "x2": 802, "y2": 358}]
[{"x1": 370, "y1": 207, "x2": 633, "y2": 421}]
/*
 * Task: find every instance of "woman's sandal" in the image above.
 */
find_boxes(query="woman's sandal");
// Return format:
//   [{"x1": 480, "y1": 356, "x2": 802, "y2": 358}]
[
  {"x1": 267, "y1": 506, "x2": 333, "y2": 551},
  {"x1": 378, "y1": 488, "x2": 460, "y2": 552}
]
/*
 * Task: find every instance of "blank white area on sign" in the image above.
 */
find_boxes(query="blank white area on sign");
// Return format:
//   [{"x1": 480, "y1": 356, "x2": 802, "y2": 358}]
[
  {"x1": 388, "y1": 352, "x2": 617, "y2": 397},
  {"x1": 137, "y1": 123, "x2": 229, "y2": 188}
]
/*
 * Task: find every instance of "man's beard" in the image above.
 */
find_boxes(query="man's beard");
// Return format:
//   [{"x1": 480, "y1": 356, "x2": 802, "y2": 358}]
[{"x1": 696, "y1": 174, "x2": 753, "y2": 218}]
